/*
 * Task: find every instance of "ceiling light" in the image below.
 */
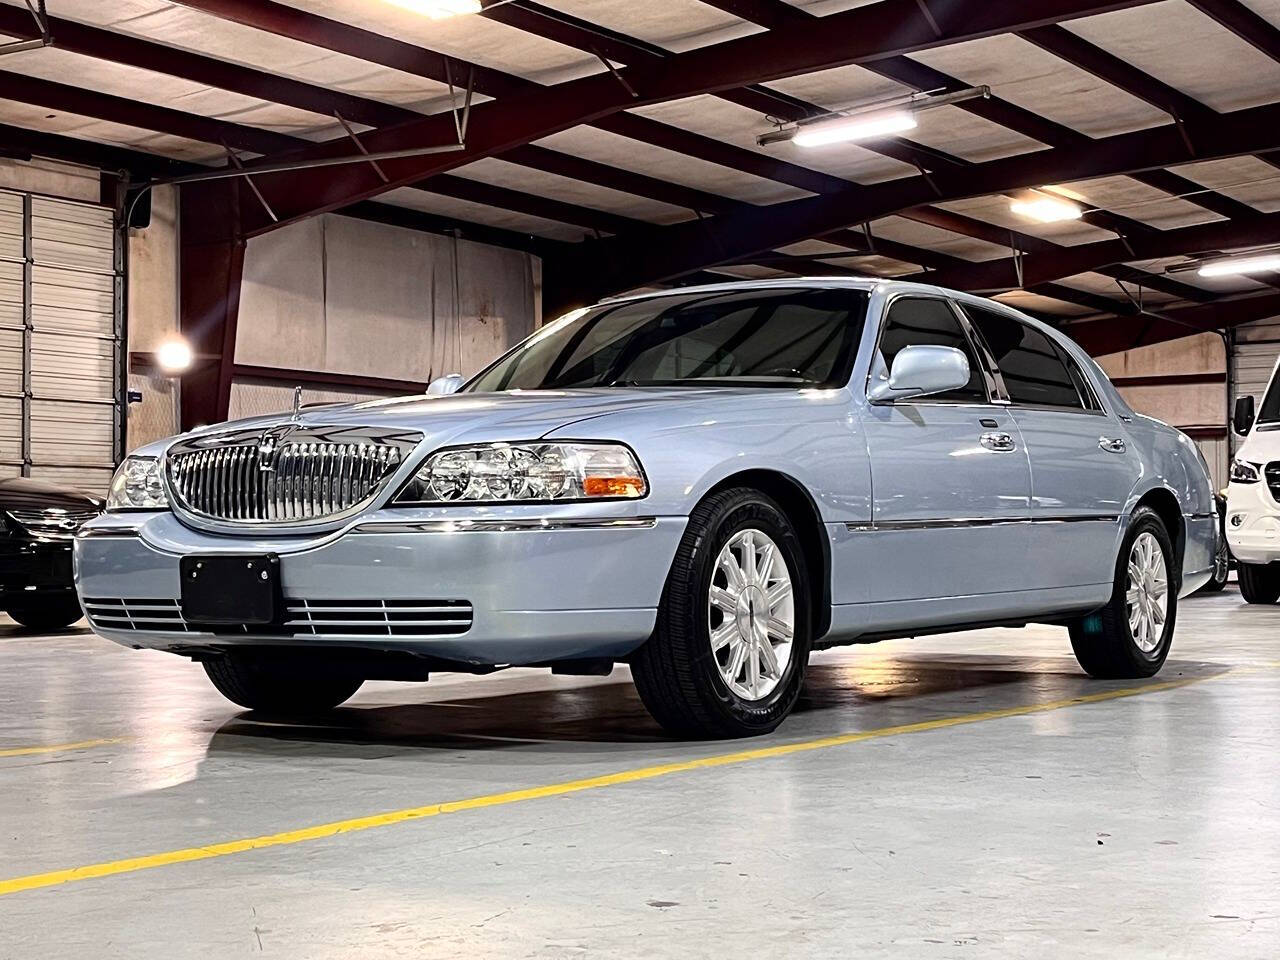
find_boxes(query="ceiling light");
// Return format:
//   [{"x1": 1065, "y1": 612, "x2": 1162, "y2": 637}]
[
  {"x1": 1197, "y1": 254, "x2": 1280, "y2": 278},
  {"x1": 757, "y1": 85, "x2": 989, "y2": 150},
  {"x1": 1010, "y1": 194, "x2": 1083, "y2": 223},
  {"x1": 791, "y1": 110, "x2": 918, "y2": 148},
  {"x1": 155, "y1": 336, "x2": 193, "y2": 375},
  {"x1": 385, "y1": 0, "x2": 482, "y2": 19}
]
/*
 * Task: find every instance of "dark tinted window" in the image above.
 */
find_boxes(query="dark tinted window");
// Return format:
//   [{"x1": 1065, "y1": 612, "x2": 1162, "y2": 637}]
[
  {"x1": 877, "y1": 297, "x2": 987, "y2": 403},
  {"x1": 467, "y1": 288, "x2": 867, "y2": 391},
  {"x1": 1258, "y1": 371, "x2": 1280, "y2": 425},
  {"x1": 961, "y1": 305, "x2": 1084, "y2": 409}
]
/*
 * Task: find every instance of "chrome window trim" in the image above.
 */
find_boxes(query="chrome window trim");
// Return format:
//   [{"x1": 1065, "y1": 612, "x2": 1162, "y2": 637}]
[
  {"x1": 846, "y1": 513, "x2": 1120, "y2": 532},
  {"x1": 952, "y1": 299, "x2": 1114, "y2": 417}
]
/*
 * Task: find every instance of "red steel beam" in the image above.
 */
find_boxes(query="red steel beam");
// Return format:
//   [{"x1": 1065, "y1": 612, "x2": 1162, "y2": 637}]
[
  {"x1": 557, "y1": 99, "x2": 1280, "y2": 308},
  {"x1": 183, "y1": 0, "x2": 1160, "y2": 235},
  {"x1": 1185, "y1": 0, "x2": 1280, "y2": 64},
  {"x1": 1070, "y1": 292, "x2": 1280, "y2": 355},
  {"x1": 906, "y1": 211, "x2": 1280, "y2": 292}
]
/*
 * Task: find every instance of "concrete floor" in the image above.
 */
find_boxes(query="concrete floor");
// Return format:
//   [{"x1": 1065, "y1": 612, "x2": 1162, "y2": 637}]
[{"x1": 1, "y1": 588, "x2": 1278, "y2": 959}]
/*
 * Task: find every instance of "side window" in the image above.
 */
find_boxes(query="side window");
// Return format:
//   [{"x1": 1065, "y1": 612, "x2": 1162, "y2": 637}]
[
  {"x1": 961, "y1": 305, "x2": 1085, "y2": 410},
  {"x1": 877, "y1": 298, "x2": 987, "y2": 403}
]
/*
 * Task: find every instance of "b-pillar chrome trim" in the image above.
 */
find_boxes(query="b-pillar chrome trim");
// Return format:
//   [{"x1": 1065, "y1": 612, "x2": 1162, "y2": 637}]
[{"x1": 845, "y1": 514, "x2": 1120, "y2": 532}]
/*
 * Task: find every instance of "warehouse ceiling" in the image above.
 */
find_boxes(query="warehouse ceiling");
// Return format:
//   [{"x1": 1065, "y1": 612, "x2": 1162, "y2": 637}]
[{"x1": 4, "y1": 0, "x2": 1280, "y2": 354}]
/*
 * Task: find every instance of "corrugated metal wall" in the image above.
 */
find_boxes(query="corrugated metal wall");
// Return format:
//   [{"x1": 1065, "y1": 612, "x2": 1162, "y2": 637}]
[{"x1": 0, "y1": 188, "x2": 121, "y2": 495}]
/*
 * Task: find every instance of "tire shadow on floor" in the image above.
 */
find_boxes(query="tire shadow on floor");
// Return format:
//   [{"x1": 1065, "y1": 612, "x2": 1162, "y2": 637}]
[{"x1": 196, "y1": 655, "x2": 1210, "y2": 758}]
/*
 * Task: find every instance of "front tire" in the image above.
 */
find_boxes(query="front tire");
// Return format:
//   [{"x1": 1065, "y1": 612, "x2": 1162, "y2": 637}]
[
  {"x1": 631, "y1": 488, "x2": 812, "y2": 739},
  {"x1": 7, "y1": 597, "x2": 83, "y2": 631},
  {"x1": 1069, "y1": 506, "x2": 1175, "y2": 679},
  {"x1": 1238, "y1": 561, "x2": 1280, "y2": 604},
  {"x1": 203, "y1": 651, "x2": 363, "y2": 715}
]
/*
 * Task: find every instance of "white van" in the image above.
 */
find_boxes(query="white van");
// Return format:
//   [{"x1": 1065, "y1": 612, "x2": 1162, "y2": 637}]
[{"x1": 1227, "y1": 355, "x2": 1280, "y2": 602}]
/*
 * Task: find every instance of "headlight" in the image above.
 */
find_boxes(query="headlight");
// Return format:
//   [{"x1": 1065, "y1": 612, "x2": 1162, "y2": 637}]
[
  {"x1": 395, "y1": 442, "x2": 647, "y2": 504},
  {"x1": 106, "y1": 456, "x2": 169, "y2": 510},
  {"x1": 1230, "y1": 459, "x2": 1262, "y2": 484}
]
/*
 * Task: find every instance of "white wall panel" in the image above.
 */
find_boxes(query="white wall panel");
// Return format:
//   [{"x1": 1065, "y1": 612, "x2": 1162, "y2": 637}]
[{"x1": 237, "y1": 214, "x2": 537, "y2": 389}]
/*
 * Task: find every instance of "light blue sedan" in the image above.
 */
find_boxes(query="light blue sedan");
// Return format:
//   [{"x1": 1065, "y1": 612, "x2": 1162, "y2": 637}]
[{"x1": 77, "y1": 279, "x2": 1216, "y2": 738}]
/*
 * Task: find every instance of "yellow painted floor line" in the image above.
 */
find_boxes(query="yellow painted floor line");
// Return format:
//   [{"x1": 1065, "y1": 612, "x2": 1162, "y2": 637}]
[
  {"x1": 0, "y1": 673, "x2": 1215, "y2": 897},
  {"x1": 0, "y1": 737, "x2": 124, "y2": 759}
]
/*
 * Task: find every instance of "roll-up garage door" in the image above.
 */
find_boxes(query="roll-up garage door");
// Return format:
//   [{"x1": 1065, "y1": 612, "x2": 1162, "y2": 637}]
[{"x1": 0, "y1": 189, "x2": 121, "y2": 495}]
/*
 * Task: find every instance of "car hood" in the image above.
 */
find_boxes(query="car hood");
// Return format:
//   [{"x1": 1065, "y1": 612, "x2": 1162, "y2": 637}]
[
  {"x1": 1237, "y1": 422, "x2": 1280, "y2": 464},
  {"x1": 0, "y1": 476, "x2": 102, "y2": 510},
  {"x1": 162, "y1": 387, "x2": 777, "y2": 454}
]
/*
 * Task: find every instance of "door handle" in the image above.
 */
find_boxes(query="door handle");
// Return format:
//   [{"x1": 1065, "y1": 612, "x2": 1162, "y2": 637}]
[
  {"x1": 980, "y1": 431, "x2": 1016, "y2": 452},
  {"x1": 1099, "y1": 436, "x2": 1127, "y2": 454}
]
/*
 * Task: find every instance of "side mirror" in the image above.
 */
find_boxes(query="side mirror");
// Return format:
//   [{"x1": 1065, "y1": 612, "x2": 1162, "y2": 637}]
[
  {"x1": 427, "y1": 373, "x2": 464, "y2": 396},
  {"x1": 868, "y1": 345, "x2": 971, "y2": 403},
  {"x1": 1233, "y1": 394, "x2": 1256, "y2": 436}
]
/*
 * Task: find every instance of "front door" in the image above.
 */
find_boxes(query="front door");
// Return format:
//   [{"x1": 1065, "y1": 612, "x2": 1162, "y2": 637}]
[{"x1": 859, "y1": 297, "x2": 1033, "y2": 603}]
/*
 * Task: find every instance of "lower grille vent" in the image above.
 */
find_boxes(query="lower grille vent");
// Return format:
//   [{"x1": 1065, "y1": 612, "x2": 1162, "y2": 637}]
[{"x1": 84, "y1": 598, "x2": 473, "y2": 638}]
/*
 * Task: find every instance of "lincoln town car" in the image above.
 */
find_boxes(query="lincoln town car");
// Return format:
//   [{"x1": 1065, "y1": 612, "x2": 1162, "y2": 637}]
[{"x1": 76, "y1": 279, "x2": 1216, "y2": 738}]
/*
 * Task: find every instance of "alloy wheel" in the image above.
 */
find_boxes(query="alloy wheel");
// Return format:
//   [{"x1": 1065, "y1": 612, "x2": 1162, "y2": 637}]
[{"x1": 708, "y1": 528, "x2": 795, "y2": 701}]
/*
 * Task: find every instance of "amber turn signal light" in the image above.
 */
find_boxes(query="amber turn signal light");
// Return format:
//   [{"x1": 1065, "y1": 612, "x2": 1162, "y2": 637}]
[{"x1": 584, "y1": 476, "x2": 646, "y2": 498}]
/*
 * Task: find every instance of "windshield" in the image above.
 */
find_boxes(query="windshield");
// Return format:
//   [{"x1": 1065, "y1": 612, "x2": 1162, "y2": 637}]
[
  {"x1": 1258, "y1": 366, "x2": 1280, "y2": 426},
  {"x1": 465, "y1": 287, "x2": 868, "y2": 392}
]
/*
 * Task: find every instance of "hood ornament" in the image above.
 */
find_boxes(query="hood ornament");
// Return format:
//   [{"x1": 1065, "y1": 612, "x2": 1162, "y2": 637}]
[{"x1": 291, "y1": 385, "x2": 303, "y2": 422}]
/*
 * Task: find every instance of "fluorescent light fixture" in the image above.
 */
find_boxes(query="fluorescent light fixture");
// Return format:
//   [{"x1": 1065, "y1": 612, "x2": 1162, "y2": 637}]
[
  {"x1": 1010, "y1": 194, "x2": 1083, "y2": 223},
  {"x1": 155, "y1": 336, "x2": 193, "y2": 374},
  {"x1": 791, "y1": 109, "x2": 918, "y2": 148},
  {"x1": 385, "y1": 0, "x2": 482, "y2": 19},
  {"x1": 1198, "y1": 254, "x2": 1280, "y2": 278},
  {"x1": 758, "y1": 85, "x2": 989, "y2": 149}
]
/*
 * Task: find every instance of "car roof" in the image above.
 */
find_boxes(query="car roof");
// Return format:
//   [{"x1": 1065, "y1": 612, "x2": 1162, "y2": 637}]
[{"x1": 600, "y1": 277, "x2": 1020, "y2": 317}]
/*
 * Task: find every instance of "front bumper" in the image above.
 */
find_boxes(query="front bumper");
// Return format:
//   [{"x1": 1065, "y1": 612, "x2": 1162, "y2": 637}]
[
  {"x1": 1225, "y1": 480, "x2": 1280, "y2": 564},
  {"x1": 75, "y1": 510, "x2": 687, "y2": 665}
]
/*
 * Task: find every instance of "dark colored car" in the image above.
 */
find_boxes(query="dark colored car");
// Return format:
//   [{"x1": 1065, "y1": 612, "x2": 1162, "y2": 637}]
[{"x1": 0, "y1": 477, "x2": 102, "y2": 630}]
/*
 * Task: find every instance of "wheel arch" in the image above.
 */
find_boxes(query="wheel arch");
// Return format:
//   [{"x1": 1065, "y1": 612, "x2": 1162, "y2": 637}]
[
  {"x1": 702, "y1": 469, "x2": 832, "y2": 640},
  {"x1": 1133, "y1": 486, "x2": 1185, "y2": 584}
]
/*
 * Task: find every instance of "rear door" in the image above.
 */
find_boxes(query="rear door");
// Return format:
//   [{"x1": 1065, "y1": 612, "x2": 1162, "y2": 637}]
[
  {"x1": 859, "y1": 295, "x2": 1033, "y2": 602},
  {"x1": 960, "y1": 303, "x2": 1139, "y2": 588}
]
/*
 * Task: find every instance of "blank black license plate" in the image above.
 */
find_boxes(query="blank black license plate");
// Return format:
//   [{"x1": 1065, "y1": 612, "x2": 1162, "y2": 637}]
[{"x1": 180, "y1": 554, "x2": 279, "y2": 625}]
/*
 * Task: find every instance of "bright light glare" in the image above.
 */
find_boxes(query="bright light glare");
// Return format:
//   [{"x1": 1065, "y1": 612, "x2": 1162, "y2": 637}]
[
  {"x1": 792, "y1": 110, "x2": 917, "y2": 147},
  {"x1": 1010, "y1": 195, "x2": 1083, "y2": 223},
  {"x1": 1198, "y1": 254, "x2": 1280, "y2": 278},
  {"x1": 155, "y1": 336, "x2": 193, "y2": 374},
  {"x1": 385, "y1": 0, "x2": 481, "y2": 18}
]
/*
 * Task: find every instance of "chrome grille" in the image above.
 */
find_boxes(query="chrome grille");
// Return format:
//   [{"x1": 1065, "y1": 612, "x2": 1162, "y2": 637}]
[
  {"x1": 285, "y1": 599, "x2": 473, "y2": 637},
  {"x1": 1267, "y1": 462, "x2": 1280, "y2": 503},
  {"x1": 84, "y1": 597, "x2": 472, "y2": 638},
  {"x1": 83, "y1": 598, "x2": 189, "y2": 632},
  {"x1": 8, "y1": 508, "x2": 100, "y2": 536},
  {"x1": 165, "y1": 425, "x2": 421, "y2": 524}
]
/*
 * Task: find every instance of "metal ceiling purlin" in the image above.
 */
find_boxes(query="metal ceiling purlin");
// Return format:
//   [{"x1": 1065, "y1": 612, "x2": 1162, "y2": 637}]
[
  {"x1": 558, "y1": 99, "x2": 1280, "y2": 309},
  {"x1": 180, "y1": 0, "x2": 1162, "y2": 235}
]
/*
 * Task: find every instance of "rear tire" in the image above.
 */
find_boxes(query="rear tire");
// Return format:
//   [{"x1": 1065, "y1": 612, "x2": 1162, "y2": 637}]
[
  {"x1": 203, "y1": 651, "x2": 363, "y2": 714},
  {"x1": 1238, "y1": 562, "x2": 1280, "y2": 604},
  {"x1": 7, "y1": 597, "x2": 83, "y2": 631},
  {"x1": 631, "y1": 487, "x2": 812, "y2": 739},
  {"x1": 1069, "y1": 506, "x2": 1175, "y2": 679},
  {"x1": 1198, "y1": 537, "x2": 1229, "y2": 593}
]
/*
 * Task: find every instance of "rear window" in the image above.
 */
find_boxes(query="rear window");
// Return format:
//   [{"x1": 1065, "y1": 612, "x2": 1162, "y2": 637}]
[{"x1": 961, "y1": 305, "x2": 1087, "y2": 409}]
